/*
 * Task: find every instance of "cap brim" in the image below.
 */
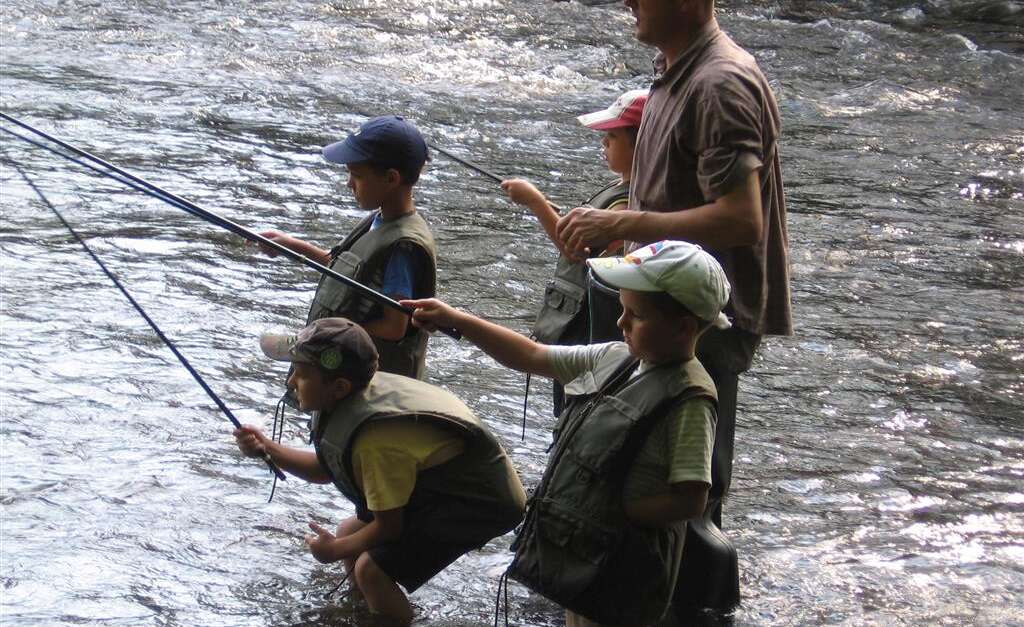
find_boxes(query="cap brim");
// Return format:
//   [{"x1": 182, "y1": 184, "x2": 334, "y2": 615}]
[
  {"x1": 577, "y1": 109, "x2": 620, "y2": 130},
  {"x1": 260, "y1": 333, "x2": 308, "y2": 363},
  {"x1": 586, "y1": 257, "x2": 660, "y2": 292},
  {"x1": 322, "y1": 138, "x2": 371, "y2": 165}
]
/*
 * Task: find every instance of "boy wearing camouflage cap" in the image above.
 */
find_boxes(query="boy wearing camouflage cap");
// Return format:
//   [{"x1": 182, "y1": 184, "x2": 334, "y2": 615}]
[{"x1": 234, "y1": 317, "x2": 526, "y2": 625}]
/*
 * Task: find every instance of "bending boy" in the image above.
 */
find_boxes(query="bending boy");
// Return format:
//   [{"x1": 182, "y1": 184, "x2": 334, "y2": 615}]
[
  {"x1": 257, "y1": 115, "x2": 436, "y2": 379},
  {"x1": 405, "y1": 240, "x2": 729, "y2": 626},
  {"x1": 234, "y1": 318, "x2": 526, "y2": 625}
]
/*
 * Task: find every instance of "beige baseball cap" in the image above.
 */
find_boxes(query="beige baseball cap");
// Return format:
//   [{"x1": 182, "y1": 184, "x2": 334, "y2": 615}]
[
  {"x1": 587, "y1": 240, "x2": 732, "y2": 329},
  {"x1": 260, "y1": 317, "x2": 379, "y2": 386}
]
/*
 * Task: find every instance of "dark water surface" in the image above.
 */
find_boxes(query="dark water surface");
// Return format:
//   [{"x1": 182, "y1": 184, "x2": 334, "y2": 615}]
[{"x1": 1, "y1": 1, "x2": 1022, "y2": 625}]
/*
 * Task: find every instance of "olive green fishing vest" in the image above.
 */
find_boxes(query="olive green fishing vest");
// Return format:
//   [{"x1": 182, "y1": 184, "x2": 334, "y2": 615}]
[
  {"x1": 531, "y1": 179, "x2": 629, "y2": 346},
  {"x1": 312, "y1": 372, "x2": 527, "y2": 545},
  {"x1": 306, "y1": 211, "x2": 436, "y2": 379},
  {"x1": 508, "y1": 352, "x2": 717, "y2": 626}
]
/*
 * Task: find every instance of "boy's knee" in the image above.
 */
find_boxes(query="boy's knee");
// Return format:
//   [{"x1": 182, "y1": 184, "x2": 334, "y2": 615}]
[
  {"x1": 336, "y1": 516, "x2": 365, "y2": 538},
  {"x1": 353, "y1": 552, "x2": 391, "y2": 590}
]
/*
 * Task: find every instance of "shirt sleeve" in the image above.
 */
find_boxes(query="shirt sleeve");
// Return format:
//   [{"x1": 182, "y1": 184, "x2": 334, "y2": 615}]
[
  {"x1": 692, "y1": 73, "x2": 766, "y2": 201},
  {"x1": 380, "y1": 243, "x2": 418, "y2": 299},
  {"x1": 545, "y1": 342, "x2": 620, "y2": 386},
  {"x1": 666, "y1": 397, "x2": 717, "y2": 486}
]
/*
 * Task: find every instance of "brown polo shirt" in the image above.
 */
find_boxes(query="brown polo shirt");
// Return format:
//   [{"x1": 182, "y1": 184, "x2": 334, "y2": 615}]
[{"x1": 630, "y1": 19, "x2": 792, "y2": 337}]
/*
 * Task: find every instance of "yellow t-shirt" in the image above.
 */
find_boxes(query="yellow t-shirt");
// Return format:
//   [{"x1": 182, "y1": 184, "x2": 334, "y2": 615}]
[{"x1": 351, "y1": 418, "x2": 466, "y2": 512}]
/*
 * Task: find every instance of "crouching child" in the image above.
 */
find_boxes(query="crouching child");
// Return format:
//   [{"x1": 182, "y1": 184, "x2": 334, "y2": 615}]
[
  {"x1": 234, "y1": 317, "x2": 527, "y2": 625},
  {"x1": 405, "y1": 240, "x2": 730, "y2": 626}
]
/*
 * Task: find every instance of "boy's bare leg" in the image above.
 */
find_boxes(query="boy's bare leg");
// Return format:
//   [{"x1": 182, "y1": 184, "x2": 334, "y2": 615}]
[{"x1": 354, "y1": 552, "x2": 413, "y2": 625}]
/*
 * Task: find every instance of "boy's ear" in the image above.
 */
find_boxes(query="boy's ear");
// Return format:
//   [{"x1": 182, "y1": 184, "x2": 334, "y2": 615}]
[
  {"x1": 384, "y1": 167, "x2": 403, "y2": 187},
  {"x1": 331, "y1": 377, "x2": 353, "y2": 401}
]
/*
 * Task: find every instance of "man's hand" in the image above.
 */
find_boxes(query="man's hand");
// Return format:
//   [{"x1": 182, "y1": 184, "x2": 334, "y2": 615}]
[
  {"x1": 401, "y1": 298, "x2": 461, "y2": 333},
  {"x1": 556, "y1": 207, "x2": 620, "y2": 259},
  {"x1": 305, "y1": 522, "x2": 340, "y2": 563}
]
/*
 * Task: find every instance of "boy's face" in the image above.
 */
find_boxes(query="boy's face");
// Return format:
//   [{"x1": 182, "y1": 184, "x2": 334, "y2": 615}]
[
  {"x1": 286, "y1": 362, "x2": 350, "y2": 413},
  {"x1": 617, "y1": 289, "x2": 693, "y2": 364},
  {"x1": 346, "y1": 162, "x2": 398, "y2": 210},
  {"x1": 602, "y1": 128, "x2": 637, "y2": 177}
]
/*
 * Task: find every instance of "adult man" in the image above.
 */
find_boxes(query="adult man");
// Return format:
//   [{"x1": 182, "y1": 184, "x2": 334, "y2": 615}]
[{"x1": 556, "y1": 0, "x2": 793, "y2": 615}]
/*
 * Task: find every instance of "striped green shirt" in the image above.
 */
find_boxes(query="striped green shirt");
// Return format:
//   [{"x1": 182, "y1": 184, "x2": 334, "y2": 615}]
[{"x1": 546, "y1": 342, "x2": 716, "y2": 501}]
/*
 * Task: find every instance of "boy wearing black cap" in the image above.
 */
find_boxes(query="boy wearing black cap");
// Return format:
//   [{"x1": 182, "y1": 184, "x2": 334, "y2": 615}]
[
  {"x1": 234, "y1": 317, "x2": 526, "y2": 625},
  {"x1": 257, "y1": 115, "x2": 436, "y2": 380}
]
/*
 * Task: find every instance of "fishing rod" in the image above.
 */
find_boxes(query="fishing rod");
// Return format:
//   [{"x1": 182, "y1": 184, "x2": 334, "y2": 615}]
[
  {"x1": 427, "y1": 141, "x2": 564, "y2": 212},
  {"x1": 0, "y1": 112, "x2": 462, "y2": 340},
  {"x1": 6, "y1": 160, "x2": 287, "y2": 484}
]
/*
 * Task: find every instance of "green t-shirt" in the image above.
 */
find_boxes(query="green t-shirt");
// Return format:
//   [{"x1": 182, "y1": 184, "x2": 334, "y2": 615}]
[{"x1": 545, "y1": 342, "x2": 716, "y2": 501}]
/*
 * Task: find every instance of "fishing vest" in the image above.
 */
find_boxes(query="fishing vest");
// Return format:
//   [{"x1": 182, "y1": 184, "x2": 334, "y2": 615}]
[
  {"x1": 312, "y1": 372, "x2": 527, "y2": 545},
  {"x1": 531, "y1": 179, "x2": 629, "y2": 346},
  {"x1": 306, "y1": 211, "x2": 437, "y2": 379},
  {"x1": 508, "y1": 348, "x2": 717, "y2": 626}
]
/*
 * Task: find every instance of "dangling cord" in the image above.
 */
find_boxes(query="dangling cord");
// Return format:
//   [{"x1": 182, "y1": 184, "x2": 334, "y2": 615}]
[
  {"x1": 267, "y1": 397, "x2": 287, "y2": 502},
  {"x1": 493, "y1": 567, "x2": 511, "y2": 627},
  {"x1": 8, "y1": 161, "x2": 287, "y2": 488},
  {"x1": 521, "y1": 372, "x2": 530, "y2": 441},
  {"x1": 323, "y1": 570, "x2": 351, "y2": 600}
]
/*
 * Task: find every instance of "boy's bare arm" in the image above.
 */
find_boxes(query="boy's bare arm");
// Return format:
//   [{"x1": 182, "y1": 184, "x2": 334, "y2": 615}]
[
  {"x1": 256, "y1": 229, "x2": 331, "y2": 265},
  {"x1": 623, "y1": 481, "x2": 709, "y2": 527},
  {"x1": 361, "y1": 300, "x2": 410, "y2": 341},
  {"x1": 501, "y1": 179, "x2": 565, "y2": 255},
  {"x1": 234, "y1": 425, "x2": 331, "y2": 483},
  {"x1": 402, "y1": 298, "x2": 558, "y2": 379},
  {"x1": 305, "y1": 507, "x2": 404, "y2": 563}
]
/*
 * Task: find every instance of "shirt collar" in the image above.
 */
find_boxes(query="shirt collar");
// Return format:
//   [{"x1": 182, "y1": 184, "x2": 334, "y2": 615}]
[{"x1": 652, "y1": 18, "x2": 721, "y2": 85}]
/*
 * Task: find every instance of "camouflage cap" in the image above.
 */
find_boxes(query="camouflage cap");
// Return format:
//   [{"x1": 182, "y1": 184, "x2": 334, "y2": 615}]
[{"x1": 260, "y1": 317, "x2": 379, "y2": 386}]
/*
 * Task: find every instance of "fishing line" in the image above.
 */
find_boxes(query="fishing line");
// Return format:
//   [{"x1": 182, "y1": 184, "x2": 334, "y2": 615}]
[
  {"x1": 0, "y1": 112, "x2": 462, "y2": 340},
  {"x1": 5, "y1": 161, "x2": 287, "y2": 486}
]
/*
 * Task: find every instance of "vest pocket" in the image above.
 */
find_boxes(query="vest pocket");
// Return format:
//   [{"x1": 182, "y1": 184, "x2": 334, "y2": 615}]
[
  {"x1": 531, "y1": 277, "x2": 586, "y2": 344},
  {"x1": 312, "y1": 251, "x2": 362, "y2": 316},
  {"x1": 522, "y1": 498, "x2": 619, "y2": 600},
  {"x1": 567, "y1": 395, "x2": 641, "y2": 473}
]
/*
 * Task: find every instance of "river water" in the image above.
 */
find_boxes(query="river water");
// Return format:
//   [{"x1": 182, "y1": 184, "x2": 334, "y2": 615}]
[{"x1": 1, "y1": 1, "x2": 1022, "y2": 625}]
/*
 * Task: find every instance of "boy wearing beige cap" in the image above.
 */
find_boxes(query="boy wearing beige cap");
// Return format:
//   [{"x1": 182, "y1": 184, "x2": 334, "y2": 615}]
[
  {"x1": 233, "y1": 317, "x2": 526, "y2": 625},
  {"x1": 404, "y1": 240, "x2": 728, "y2": 626},
  {"x1": 501, "y1": 88, "x2": 649, "y2": 415}
]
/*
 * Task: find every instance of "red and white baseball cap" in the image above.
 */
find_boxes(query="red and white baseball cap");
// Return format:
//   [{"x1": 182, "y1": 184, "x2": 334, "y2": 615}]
[{"x1": 577, "y1": 88, "x2": 649, "y2": 131}]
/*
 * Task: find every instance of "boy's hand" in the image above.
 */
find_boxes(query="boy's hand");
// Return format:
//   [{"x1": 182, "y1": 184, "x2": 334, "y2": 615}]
[
  {"x1": 233, "y1": 425, "x2": 270, "y2": 458},
  {"x1": 401, "y1": 298, "x2": 459, "y2": 333},
  {"x1": 253, "y1": 229, "x2": 291, "y2": 258},
  {"x1": 500, "y1": 178, "x2": 546, "y2": 208},
  {"x1": 305, "y1": 522, "x2": 339, "y2": 563}
]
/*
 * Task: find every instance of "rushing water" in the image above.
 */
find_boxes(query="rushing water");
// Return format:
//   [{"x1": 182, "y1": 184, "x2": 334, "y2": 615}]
[{"x1": 1, "y1": 1, "x2": 1022, "y2": 625}]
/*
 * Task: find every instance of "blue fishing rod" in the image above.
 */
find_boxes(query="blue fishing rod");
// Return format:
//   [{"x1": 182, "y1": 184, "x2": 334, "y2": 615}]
[
  {"x1": 0, "y1": 111, "x2": 462, "y2": 340},
  {"x1": 5, "y1": 160, "x2": 287, "y2": 485}
]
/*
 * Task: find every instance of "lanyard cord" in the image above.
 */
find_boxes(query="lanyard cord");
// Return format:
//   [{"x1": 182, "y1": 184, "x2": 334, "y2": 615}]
[{"x1": 7, "y1": 161, "x2": 286, "y2": 487}]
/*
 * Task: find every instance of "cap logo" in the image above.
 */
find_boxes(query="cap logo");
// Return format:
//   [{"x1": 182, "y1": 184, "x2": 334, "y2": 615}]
[{"x1": 320, "y1": 347, "x2": 344, "y2": 370}]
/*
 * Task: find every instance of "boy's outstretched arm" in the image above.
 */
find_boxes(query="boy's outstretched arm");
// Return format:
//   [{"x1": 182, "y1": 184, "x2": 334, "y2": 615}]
[
  {"x1": 402, "y1": 298, "x2": 558, "y2": 379},
  {"x1": 234, "y1": 425, "x2": 331, "y2": 484},
  {"x1": 501, "y1": 179, "x2": 565, "y2": 255},
  {"x1": 255, "y1": 229, "x2": 332, "y2": 266}
]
